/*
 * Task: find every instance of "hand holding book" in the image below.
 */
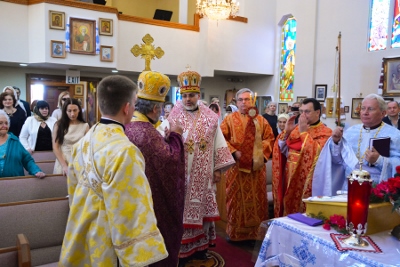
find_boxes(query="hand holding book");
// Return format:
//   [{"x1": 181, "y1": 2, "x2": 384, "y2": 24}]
[{"x1": 369, "y1": 137, "x2": 390, "y2": 157}]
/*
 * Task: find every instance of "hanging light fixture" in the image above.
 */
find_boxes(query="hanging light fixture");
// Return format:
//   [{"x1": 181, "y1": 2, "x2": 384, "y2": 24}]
[{"x1": 196, "y1": 0, "x2": 240, "y2": 21}]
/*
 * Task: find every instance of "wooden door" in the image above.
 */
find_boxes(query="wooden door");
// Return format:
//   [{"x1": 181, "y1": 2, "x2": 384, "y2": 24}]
[{"x1": 44, "y1": 86, "x2": 71, "y2": 114}]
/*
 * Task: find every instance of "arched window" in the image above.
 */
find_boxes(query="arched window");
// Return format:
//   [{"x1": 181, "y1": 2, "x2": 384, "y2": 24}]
[{"x1": 279, "y1": 17, "x2": 297, "y2": 102}]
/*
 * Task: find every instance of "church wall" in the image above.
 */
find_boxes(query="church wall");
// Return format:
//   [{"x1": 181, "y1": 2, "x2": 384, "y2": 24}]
[{"x1": 276, "y1": 0, "x2": 400, "y2": 129}]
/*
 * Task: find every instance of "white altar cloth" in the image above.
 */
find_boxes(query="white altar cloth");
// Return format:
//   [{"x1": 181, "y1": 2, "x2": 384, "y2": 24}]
[{"x1": 255, "y1": 216, "x2": 400, "y2": 267}]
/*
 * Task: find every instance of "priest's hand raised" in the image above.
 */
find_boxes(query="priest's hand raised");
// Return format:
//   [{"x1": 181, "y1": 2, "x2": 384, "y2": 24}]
[
  {"x1": 332, "y1": 127, "x2": 343, "y2": 144},
  {"x1": 284, "y1": 115, "x2": 298, "y2": 137}
]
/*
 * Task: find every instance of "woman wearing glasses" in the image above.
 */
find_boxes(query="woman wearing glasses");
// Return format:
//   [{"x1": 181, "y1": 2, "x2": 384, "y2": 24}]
[
  {"x1": 51, "y1": 91, "x2": 71, "y2": 120},
  {"x1": 52, "y1": 98, "x2": 89, "y2": 175}
]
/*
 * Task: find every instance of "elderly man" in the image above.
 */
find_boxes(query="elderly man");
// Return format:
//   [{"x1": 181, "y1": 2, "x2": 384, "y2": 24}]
[
  {"x1": 60, "y1": 75, "x2": 167, "y2": 266},
  {"x1": 272, "y1": 98, "x2": 332, "y2": 217},
  {"x1": 262, "y1": 101, "x2": 278, "y2": 138},
  {"x1": 221, "y1": 88, "x2": 274, "y2": 242},
  {"x1": 125, "y1": 71, "x2": 185, "y2": 267},
  {"x1": 383, "y1": 100, "x2": 400, "y2": 129},
  {"x1": 161, "y1": 70, "x2": 235, "y2": 266},
  {"x1": 313, "y1": 94, "x2": 400, "y2": 197}
]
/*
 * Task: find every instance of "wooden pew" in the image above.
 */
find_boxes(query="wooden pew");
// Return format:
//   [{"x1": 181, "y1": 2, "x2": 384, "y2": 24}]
[
  {"x1": 0, "y1": 234, "x2": 31, "y2": 267},
  {"x1": 0, "y1": 175, "x2": 67, "y2": 204},
  {"x1": 31, "y1": 151, "x2": 56, "y2": 162},
  {"x1": 0, "y1": 197, "x2": 69, "y2": 267},
  {"x1": 24, "y1": 160, "x2": 56, "y2": 176}
]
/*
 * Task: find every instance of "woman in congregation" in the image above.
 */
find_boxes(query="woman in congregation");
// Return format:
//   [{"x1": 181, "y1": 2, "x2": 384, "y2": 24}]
[
  {"x1": 0, "y1": 92, "x2": 27, "y2": 137},
  {"x1": 51, "y1": 91, "x2": 70, "y2": 120},
  {"x1": 0, "y1": 110, "x2": 45, "y2": 178},
  {"x1": 3, "y1": 86, "x2": 28, "y2": 117},
  {"x1": 53, "y1": 98, "x2": 89, "y2": 175},
  {"x1": 20, "y1": 100, "x2": 57, "y2": 154},
  {"x1": 277, "y1": 113, "x2": 289, "y2": 135}
]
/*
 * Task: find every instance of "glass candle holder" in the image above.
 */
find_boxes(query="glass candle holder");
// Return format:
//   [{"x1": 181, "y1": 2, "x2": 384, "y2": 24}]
[{"x1": 343, "y1": 169, "x2": 372, "y2": 247}]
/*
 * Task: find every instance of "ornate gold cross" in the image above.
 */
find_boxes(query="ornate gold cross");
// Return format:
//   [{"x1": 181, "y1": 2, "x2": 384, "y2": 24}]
[
  {"x1": 185, "y1": 139, "x2": 195, "y2": 154},
  {"x1": 131, "y1": 34, "x2": 164, "y2": 71}
]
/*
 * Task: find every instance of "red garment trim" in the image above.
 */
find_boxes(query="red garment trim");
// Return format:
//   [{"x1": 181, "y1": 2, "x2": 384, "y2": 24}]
[
  {"x1": 179, "y1": 243, "x2": 209, "y2": 258},
  {"x1": 286, "y1": 137, "x2": 302, "y2": 151},
  {"x1": 180, "y1": 233, "x2": 206, "y2": 244}
]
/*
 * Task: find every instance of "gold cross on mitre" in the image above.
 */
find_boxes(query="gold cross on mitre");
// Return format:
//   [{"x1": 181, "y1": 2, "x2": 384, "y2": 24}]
[{"x1": 130, "y1": 34, "x2": 164, "y2": 71}]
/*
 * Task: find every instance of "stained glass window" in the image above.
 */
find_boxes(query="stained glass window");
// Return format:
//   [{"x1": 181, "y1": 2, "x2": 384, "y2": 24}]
[
  {"x1": 368, "y1": 0, "x2": 390, "y2": 51},
  {"x1": 392, "y1": 0, "x2": 400, "y2": 47},
  {"x1": 279, "y1": 17, "x2": 297, "y2": 102}
]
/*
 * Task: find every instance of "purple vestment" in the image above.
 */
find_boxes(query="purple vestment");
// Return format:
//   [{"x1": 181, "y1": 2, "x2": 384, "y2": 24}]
[{"x1": 125, "y1": 120, "x2": 185, "y2": 267}]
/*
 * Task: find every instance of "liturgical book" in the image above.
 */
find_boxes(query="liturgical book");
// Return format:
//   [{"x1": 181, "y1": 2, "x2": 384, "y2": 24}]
[{"x1": 369, "y1": 137, "x2": 390, "y2": 157}]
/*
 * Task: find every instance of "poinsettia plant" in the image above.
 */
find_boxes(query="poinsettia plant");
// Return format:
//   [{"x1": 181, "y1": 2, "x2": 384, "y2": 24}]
[
  {"x1": 310, "y1": 212, "x2": 349, "y2": 234},
  {"x1": 370, "y1": 166, "x2": 400, "y2": 211}
]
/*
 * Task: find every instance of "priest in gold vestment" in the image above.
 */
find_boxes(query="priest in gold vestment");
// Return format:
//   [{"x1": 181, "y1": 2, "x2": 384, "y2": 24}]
[
  {"x1": 59, "y1": 76, "x2": 167, "y2": 267},
  {"x1": 220, "y1": 88, "x2": 274, "y2": 241},
  {"x1": 272, "y1": 98, "x2": 332, "y2": 218}
]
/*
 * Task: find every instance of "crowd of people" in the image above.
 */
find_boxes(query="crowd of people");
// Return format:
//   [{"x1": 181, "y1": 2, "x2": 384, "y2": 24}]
[{"x1": 2, "y1": 74, "x2": 400, "y2": 266}]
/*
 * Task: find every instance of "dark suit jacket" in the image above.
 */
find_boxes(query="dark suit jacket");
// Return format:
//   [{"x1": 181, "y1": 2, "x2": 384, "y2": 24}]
[
  {"x1": 382, "y1": 116, "x2": 400, "y2": 130},
  {"x1": 20, "y1": 99, "x2": 31, "y2": 117}
]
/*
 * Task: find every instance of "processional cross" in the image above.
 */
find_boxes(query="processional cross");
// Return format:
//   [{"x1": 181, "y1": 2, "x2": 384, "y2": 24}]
[{"x1": 130, "y1": 34, "x2": 164, "y2": 71}]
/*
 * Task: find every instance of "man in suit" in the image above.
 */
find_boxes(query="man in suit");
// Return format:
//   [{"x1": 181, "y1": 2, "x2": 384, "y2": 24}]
[
  {"x1": 12, "y1": 86, "x2": 31, "y2": 117},
  {"x1": 383, "y1": 100, "x2": 400, "y2": 130}
]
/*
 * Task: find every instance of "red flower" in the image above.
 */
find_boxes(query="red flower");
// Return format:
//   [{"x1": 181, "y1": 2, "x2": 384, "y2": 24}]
[
  {"x1": 323, "y1": 223, "x2": 331, "y2": 230},
  {"x1": 396, "y1": 165, "x2": 400, "y2": 175}
]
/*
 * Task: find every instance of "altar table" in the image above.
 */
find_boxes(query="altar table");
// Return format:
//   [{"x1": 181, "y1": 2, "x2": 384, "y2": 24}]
[{"x1": 255, "y1": 216, "x2": 400, "y2": 267}]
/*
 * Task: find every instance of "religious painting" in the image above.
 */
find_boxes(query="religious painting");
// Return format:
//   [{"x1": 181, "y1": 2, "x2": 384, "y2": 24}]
[
  {"x1": 50, "y1": 40, "x2": 66, "y2": 58},
  {"x1": 315, "y1": 84, "x2": 327, "y2": 101},
  {"x1": 383, "y1": 57, "x2": 400, "y2": 96},
  {"x1": 344, "y1": 106, "x2": 350, "y2": 113},
  {"x1": 49, "y1": 10, "x2": 65, "y2": 30},
  {"x1": 100, "y1": 46, "x2": 113, "y2": 62},
  {"x1": 278, "y1": 103, "x2": 289, "y2": 114},
  {"x1": 75, "y1": 84, "x2": 83, "y2": 96},
  {"x1": 351, "y1": 98, "x2": 363, "y2": 119},
  {"x1": 296, "y1": 96, "x2": 307, "y2": 103},
  {"x1": 99, "y1": 18, "x2": 113, "y2": 36},
  {"x1": 69, "y1": 18, "x2": 96, "y2": 55}
]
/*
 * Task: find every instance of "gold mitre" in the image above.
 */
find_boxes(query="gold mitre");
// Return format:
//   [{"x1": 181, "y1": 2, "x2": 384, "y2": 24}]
[
  {"x1": 177, "y1": 70, "x2": 201, "y2": 94},
  {"x1": 137, "y1": 71, "x2": 171, "y2": 102}
]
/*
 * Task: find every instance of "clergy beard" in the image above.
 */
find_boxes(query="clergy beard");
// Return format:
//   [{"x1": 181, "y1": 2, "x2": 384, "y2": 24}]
[{"x1": 183, "y1": 103, "x2": 198, "y2": 111}]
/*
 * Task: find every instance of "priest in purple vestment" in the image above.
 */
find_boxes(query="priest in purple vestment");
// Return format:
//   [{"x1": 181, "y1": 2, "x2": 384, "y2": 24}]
[{"x1": 125, "y1": 71, "x2": 185, "y2": 267}]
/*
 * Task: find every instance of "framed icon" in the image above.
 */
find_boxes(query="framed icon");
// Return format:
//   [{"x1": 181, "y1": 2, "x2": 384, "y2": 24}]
[
  {"x1": 50, "y1": 40, "x2": 66, "y2": 58},
  {"x1": 100, "y1": 46, "x2": 113, "y2": 62},
  {"x1": 99, "y1": 18, "x2": 113, "y2": 36},
  {"x1": 69, "y1": 17, "x2": 96, "y2": 55},
  {"x1": 278, "y1": 102, "x2": 289, "y2": 114},
  {"x1": 383, "y1": 57, "x2": 400, "y2": 96},
  {"x1": 49, "y1": 10, "x2": 65, "y2": 30},
  {"x1": 351, "y1": 98, "x2": 363, "y2": 119},
  {"x1": 315, "y1": 84, "x2": 327, "y2": 101}
]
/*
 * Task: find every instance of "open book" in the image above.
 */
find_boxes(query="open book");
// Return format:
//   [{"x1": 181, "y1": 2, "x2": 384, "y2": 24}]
[{"x1": 369, "y1": 137, "x2": 390, "y2": 157}]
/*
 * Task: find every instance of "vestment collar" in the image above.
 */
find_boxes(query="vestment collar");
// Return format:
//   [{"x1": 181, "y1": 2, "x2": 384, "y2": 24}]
[{"x1": 100, "y1": 117, "x2": 125, "y2": 131}]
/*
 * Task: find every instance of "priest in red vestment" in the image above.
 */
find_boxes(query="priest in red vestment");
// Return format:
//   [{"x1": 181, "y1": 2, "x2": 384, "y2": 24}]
[
  {"x1": 125, "y1": 71, "x2": 185, "y2": 267},
  {"x1": 220, "y1": 88, "x2": 274, "y2": 242},
  {"x1": 272, "y1": 98, "x2": 332, "y2": 218}
]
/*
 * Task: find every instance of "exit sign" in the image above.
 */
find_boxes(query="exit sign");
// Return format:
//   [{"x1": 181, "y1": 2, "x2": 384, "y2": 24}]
[{"x1": 66, "y1": 70, "x2": 80, "y2": 84}]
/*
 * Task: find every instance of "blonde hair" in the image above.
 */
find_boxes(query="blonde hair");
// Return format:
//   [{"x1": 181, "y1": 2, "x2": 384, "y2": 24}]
[{"x1": 57, "y1": 91, "x2": 70, "y2": 108}]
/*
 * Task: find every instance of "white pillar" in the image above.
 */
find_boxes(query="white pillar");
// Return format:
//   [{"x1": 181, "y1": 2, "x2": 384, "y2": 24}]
[{"x1": 179, "y1": 0, "x2": 188, "y2": 24}]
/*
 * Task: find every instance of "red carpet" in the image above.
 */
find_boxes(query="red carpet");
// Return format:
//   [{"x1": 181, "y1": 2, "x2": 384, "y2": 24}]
[{"x1": 209, "y1": 235, "x2": 255, "y2": 267}]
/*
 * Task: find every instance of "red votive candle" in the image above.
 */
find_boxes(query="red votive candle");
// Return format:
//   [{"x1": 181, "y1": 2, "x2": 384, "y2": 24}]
[{"x1": 347, "y1": 171, "x2": 372, "y2": 235}]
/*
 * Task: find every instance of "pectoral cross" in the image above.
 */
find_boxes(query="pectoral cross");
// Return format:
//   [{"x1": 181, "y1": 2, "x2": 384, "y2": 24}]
[
  {"x1": 186, "y1": 139, "x2": 195, "y2": 154},
  {"x1": 131, "y1": 34, "x2": 164, "y2": 71}
]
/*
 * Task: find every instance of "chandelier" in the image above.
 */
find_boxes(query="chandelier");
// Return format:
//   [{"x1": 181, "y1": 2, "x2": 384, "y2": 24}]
[{"x1": 196, "y1": 0, "x2": 240, "y2": 21}]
